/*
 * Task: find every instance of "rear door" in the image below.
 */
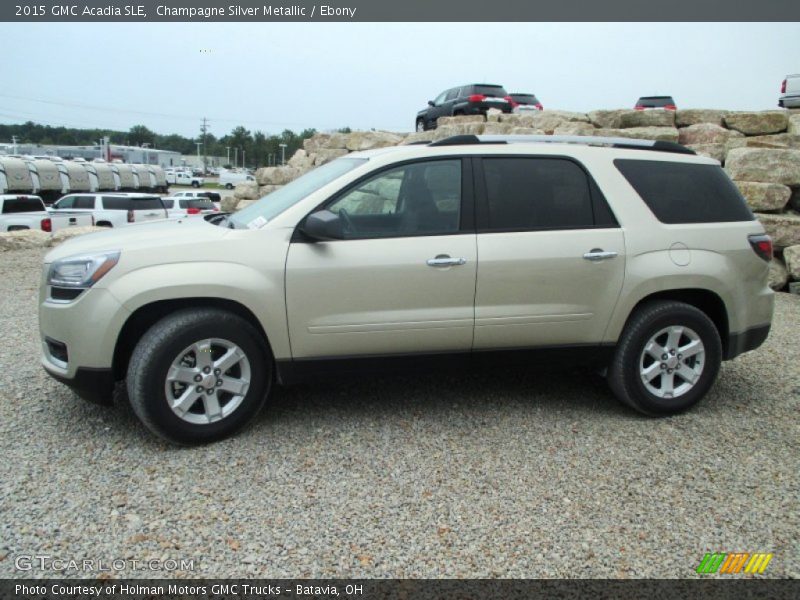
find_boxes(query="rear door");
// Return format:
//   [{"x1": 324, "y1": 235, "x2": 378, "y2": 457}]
[
  {"x1": 473, "y1": 156, "x2": 626, "y2": 349},
  {"x1": 285, "y1": 157, "x2": 477, "y2": 359},
  {"x1": 131, "y1": 196, "x2": 168, "y2": 221}
]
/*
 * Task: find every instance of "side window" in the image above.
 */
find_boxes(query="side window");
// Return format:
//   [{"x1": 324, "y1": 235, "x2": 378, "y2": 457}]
[
  {"x1": 74, "y1": 196, "x2": 96, "y2": 209},
  {"x1": 102, "y1": 197, "x2": 130, "y2": 210},
  {"x1": 55, "y1": 196, "x2": 75, "y2": 209},
  {"x1": 433, "y1": 90, "x2": 448, "y2": 106},
  {"x1": 326, "y1": 159, "x2": 462, "y2": 239},
  {"x1": 162, "y1": 199, "x2": 174, "y2": 209},
  {"x1": 445, "y1": 88, "x2": 460, "y2": 102},
  {"x1": 482, "y1": 158, "x2": 595, "y2": 231}
]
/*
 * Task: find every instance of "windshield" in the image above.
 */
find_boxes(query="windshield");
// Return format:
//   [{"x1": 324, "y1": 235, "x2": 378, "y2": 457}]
[{"x1": 230, "y1": 158, "x2": 368, "y2": 228}]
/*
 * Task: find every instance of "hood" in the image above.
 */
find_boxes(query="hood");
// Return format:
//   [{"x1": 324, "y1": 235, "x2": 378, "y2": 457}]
[{"x1": 44, "y1": 217, "x2": 230, "y2": 263}]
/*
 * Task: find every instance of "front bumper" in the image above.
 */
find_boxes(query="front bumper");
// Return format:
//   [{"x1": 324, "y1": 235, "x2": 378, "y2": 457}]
[{"x1": 44, "y1": 365, "x2": 115, "y2": 405}]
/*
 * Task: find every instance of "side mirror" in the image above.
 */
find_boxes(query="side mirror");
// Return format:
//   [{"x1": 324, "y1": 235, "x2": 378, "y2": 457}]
[
  {"x1": 301, "y1": 210, "x2": 343, "y2": 241},
  {"x1": 428, "y1": 100, "x2": 435, "y2": 107}
]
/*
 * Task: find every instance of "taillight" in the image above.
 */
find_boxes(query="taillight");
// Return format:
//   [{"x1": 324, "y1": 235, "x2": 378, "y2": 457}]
[
  {"x1": 467, "y1": 94, "x2": 486, "y2": 103},
  {"x1": 504, "y1": 95, "x2": 518, "y2": 107},
  {"x1": 40, "y1": 218, "x2": 52, "y2": 232},
  {"x1": 781, "y1": 79, "x2": 787, "y2": 93},
  {"x1": 634, "y1": 105, "x2": 645, "y2": 111},
  {"x1": 664, "y1": 104, "x2": 677, "y2": 111},
  {"x1": 186, "y1": 208, "x2": 200, "y2": 215},
  {"x1": 748, "y1": 234, "x2": 773, "y2": 262},
  {"x1": 127, "y1": 209, "x2": 134, "y2": 223},
  {"x1": 535, "y1": 103, "x2": 543, "y2": 110}
]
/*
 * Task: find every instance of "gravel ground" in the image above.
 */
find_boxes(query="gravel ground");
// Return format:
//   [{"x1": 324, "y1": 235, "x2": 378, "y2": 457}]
[{"x1": 0, "y1": 247, "x2": 798, "y2": 579}]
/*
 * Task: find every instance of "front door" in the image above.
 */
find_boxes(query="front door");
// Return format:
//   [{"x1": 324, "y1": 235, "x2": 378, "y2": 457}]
[
  {"x1": 473, "y1": 156, "x2": 626, "y2": 349},
  {"x1": 285, "y1": 158, "x2": 477, "y2": 359}
]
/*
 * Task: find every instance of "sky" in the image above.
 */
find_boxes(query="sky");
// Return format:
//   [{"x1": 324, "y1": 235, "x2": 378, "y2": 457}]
[{"x1": 1, "y1": 22, "x2": 799, "y2": 140}]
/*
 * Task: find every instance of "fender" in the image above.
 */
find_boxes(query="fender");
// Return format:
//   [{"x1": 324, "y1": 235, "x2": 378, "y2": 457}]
[
  {"x1": 105, "y1": 261, "x2": 291, "y2": 360},
  {"x1": 604, "y1": 249, "x2": 736, "y2": 342}
]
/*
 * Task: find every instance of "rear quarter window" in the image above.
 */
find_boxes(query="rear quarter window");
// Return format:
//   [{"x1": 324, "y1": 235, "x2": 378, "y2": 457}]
[
  {"x1": 614, "y1": 159, "x2": 754, "y2": 224},
  {"x1": 2, "y1": 197, "x2": 44, "y2": 213}
]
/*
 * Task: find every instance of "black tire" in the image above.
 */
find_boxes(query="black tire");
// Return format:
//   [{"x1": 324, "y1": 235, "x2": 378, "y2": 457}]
[
  {"x1": 225, "y1": 183, "x2": 233, "y2": 190},
  {"x1": 127, "y1": 308, "x2": 272, "y2": 444},
  {"x1": 191, "y1": 181, "x2": 200, "y2": 188},
  {"x1": 607, "y1": 300, "x2": 721, "y2": 416}
]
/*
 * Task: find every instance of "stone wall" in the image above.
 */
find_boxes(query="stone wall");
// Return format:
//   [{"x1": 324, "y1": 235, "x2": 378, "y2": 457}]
[{"x1": 225, "y1": 108, "x2": 800, "y2": 291}]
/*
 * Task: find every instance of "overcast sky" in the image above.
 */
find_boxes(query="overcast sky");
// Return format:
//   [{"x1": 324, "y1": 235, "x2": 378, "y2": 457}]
[{"x1": 1, "y1": 22, "x2": 799, "y2": 140}]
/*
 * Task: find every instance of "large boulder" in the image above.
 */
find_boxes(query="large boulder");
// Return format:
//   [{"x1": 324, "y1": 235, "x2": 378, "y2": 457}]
[
  {"x1": 768, "y1": 258, "x2": 789, "y2": 290},
  {"x1": 288, "y1": 149, "x2": 315, "y2": 170},
  {"x1": 587, "y1": 109, "x2": 628, "y2": 129},
  {"x1": 433, "y1": 122, "x2": 485, "y2": 138},
  {"x1": 741, "y1": 134, "x2": 800, "y2": 150},
  {"x1": 259, "y1": 185, "x2": 282, "y2": 196},
  {"x1": 687, "y1": 143, "x2": 726, "y2": 163},
  {"x1": 594, "y1": 127, "x2": 679, "y2": 142},
  {"x1": 678, "y1": 123, "x2": 740, "y2": 145},
  {"x1": 756, "y1": 213, "x2": 800, "y2": 248},
  {"x1": 314, "y1": 148, "x2": 349, "y2": 165},
  {"x1": 553, "y1": 122, "x2": 596, "y2": 136},
  {"x1": 783, "y1": 245, "x2": 800, "y2": 280},
  {"x1": 675, "y1": 109, "x2": 729, "y2": 128},
  {"x1": 233, "y1": 200, "x2": 257, "y2": 212},
  {"x1": 619, "y1": 110, "x2": 675, "y2": 128},
  {"x1": 303, "y1": 134, "x2": 331, "y2": 153},
  {"x1": 481, "y1": 122, "x2": 516, "y2": 135},
  {"x1": 437, "y1": 115, "x2": 484, "y2": 127},
  {"x1": 220, "y1": 196, "x2": 240, "y2": 212},
  {"x1": 47, "y1": 226, "x2": 105, "y2": 246},
  {"x1": 502, "y1": 110, "x2": 588, "y2": 134},
  {"x1": 233, "y1": 181, "x2": 260, "y2": 199},
  {"x1": 789, "y1": 114, "x2": 800, "y2": 135},
  {"x1": 255, "y1": 165, "x2": 301, "y2": 186},
  {"x1": 345, "y1": 131, "x2": 404, "y2": 151},
  {"x1": 734, "y1": 181, "x2": 792, "y2": 212},
  {"x1": 400, "y1": 131, "x2": 436, "y2": 145},
  {"x1": 486, "y1": 108, "x2": 503, "y2": 122},
  {"x1": 725, "y1": 148, "x2": 800, "y2": 185},
  {"x1": 0, "y1": 229, "x2": 49, "y2": 252},
  {"x1": 510, "y1": 127, "x2": 546, "y2": 135},
  {"x1": 723, "y1": 111, "x2": 788, "y2": 136}
]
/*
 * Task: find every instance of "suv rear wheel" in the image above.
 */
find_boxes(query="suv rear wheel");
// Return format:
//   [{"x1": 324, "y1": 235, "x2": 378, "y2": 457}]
[
  {"x1": 127, "y1": 308, "x2": 271, "y2": 444},
  {"x1": 608, "y1": 301, "x2": 721, "y2": 416}
]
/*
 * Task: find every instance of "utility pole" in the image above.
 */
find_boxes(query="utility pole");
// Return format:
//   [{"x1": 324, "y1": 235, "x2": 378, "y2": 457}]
[
  {"x1": 11, "y1": 135, "x2": 18, "y2": 154},
  {"x1": 200, "y1": 117, "x2": 209, "y2": 175},
  {"x1": 234, "y1": 147, "x2": 238, "y2": 169},
  {"x1": 279, "y1": 143, "x2": 287, "y2": 166},
  {"x1": 195, "y1": 141, "x2": 202, "y2": 168},
  {"x1": 226, "y1": 146, "x2": 230, "y2": 166}
]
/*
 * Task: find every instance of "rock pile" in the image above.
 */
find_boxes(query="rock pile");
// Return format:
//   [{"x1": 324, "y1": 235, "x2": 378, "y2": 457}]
[
  {"x1": 223, "y1": 108, "x2": 800, "y2": 291},
  {"x1": 0, "y1": 226, "x2": 106, "y2": 252}
]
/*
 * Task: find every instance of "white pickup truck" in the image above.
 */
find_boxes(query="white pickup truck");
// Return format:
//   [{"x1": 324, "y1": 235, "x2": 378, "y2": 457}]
[
  {"x1": 165, "y1": 171, "x2": 205, "y2": 187},
  {"x1": 0, "y1": 194, "x2": 94, "y2": 232}
]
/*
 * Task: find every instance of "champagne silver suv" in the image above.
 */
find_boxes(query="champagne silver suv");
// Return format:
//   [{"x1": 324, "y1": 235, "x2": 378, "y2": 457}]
[{"x1": 39, "y1": 135, "x2": 774, "y2": 444}]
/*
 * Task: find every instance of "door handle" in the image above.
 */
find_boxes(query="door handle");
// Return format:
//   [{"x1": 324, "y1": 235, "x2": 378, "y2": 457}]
[
  {"x1": 583, "y1": 249, "x2": 618, "y2": 261},
  {"x1": 427, "y1": 255, "x2": 467, "y2": 267}
]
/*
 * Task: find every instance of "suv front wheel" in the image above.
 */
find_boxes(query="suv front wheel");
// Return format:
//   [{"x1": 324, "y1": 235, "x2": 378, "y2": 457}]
[
  {"x1": 608, "y1": 301, "x2": 722, "y2": 416},
  {"x1": 127, "y1": 308, "x2": 271, "y2": 444}
]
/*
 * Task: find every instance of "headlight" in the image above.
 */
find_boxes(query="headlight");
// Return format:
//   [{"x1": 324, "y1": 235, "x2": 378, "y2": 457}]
[{"x1": 47, "y1": 251, "x2": 120, "y2": 288}]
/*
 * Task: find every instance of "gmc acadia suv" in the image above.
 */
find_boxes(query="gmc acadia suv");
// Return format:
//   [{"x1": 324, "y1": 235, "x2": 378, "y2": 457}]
[
  {"x1": 416, "y1": 84, "x2": 513, "y2": 131},
  {"x1": 39, "y1": 134, "x2": 774, "y2": 444}
]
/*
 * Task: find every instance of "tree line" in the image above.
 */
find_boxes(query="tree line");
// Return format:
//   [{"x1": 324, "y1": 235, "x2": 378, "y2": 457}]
[{"x1": 0, "y1": 121, "x2": 328, "y2": 169}]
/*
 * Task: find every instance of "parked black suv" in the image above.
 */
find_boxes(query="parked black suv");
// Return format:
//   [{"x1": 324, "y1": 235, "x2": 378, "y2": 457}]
[{"x1": 416, "y1": 84, "x2": 512, "y2": 131}]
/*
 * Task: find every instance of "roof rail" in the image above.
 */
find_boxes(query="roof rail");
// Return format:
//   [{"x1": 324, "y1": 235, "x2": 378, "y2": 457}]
[{"x1": 428, "y1": 134, "x2": 695, "y2": 155}]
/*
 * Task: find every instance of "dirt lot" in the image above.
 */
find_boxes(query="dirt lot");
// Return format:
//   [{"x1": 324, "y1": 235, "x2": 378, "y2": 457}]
[{"x1": 0, "y1": 247, "x2": 797, "y2": 579}]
